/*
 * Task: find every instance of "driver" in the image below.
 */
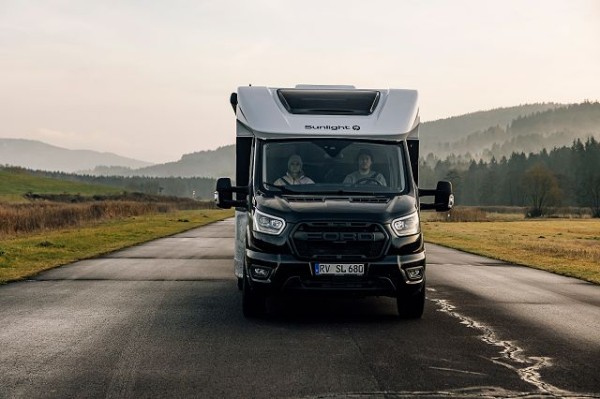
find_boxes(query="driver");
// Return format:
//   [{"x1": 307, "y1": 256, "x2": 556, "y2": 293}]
[{"x1": 343, "y1": 149, "x2": 386, "y2": 186}]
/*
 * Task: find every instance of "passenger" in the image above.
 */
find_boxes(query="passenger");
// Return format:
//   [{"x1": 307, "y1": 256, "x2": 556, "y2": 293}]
[
  {"x1": 343, "y1": 149, "x2": 387, "y2": 186},
  {"x1": 274, "y1": 154, "x2": 315, "y2": 185}
]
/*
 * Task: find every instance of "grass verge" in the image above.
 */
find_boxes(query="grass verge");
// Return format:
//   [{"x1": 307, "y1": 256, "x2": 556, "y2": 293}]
[
  {"x1": 0, "y1": 168, "x2": 122, "y2": 198},
  {"x1": 0, "y1": 209, "x2": 233, "y2": 284},
  {"x1": 422, "y1": 219, "x2": 600, "y2": 284}
]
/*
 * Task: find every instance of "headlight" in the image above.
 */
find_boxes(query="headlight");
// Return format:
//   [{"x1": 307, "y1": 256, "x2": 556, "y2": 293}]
[
  {"x1": 392, "y1": 212, "x2": 420, "y2": 236},
  {"x1": 253, "y1": 209, "x2": 286, "y2": 235}
]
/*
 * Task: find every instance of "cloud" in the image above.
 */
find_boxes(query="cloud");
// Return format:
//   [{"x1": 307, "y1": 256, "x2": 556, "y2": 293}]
[{"x1": 1, "y1": 0, "x2": 599, "y2": 163}]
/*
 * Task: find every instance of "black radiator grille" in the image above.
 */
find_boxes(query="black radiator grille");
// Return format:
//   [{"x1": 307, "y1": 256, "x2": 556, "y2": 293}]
[{"x1": 291, "y1": 222, "x2": 388, "y2": 260}]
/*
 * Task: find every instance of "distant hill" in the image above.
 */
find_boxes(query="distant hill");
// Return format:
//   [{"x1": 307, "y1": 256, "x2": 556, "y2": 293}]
[
  {"x1": 89, "y1": 145, "x2": 236, "y2": 179},
  {"x1": 421, "y1": 102, "x2": 600, "y2": 161},
  {"x1": 8, "y1": 102, "x2": 598, "y2": 180},
  {"x1": 420, "y1": 103, "x2": 563, "y2": 144},
  {"x1": 109, "y1": 103, "x2": 591, "y2": 178},
  {"x1": 134, "y1": 145, "x2": 235, "y2": 178},
  {"x1": 0, "y1": 138, "x2": 153, "y2": 173}
]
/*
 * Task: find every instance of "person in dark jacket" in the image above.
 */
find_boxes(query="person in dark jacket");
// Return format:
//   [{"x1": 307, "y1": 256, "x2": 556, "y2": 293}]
[{"x1": 343, "y1": 149, "x2": 386, "y2": 186}]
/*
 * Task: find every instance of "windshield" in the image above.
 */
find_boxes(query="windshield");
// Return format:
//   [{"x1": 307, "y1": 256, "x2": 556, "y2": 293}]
[{"x1": 258, "y1": 139, "x2": 408, "y2": 194}]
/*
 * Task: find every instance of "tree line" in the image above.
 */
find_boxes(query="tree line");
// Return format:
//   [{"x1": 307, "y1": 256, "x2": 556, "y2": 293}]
[
  {"x1": 61, "y1": 174, "x2": 218, "y2": 200},
  {"x1": 420, "y1": 137, "x2": 600, "y2": 217},
  {"x1": 3, "y1": 167, "x2": 218, "y2": 200}
]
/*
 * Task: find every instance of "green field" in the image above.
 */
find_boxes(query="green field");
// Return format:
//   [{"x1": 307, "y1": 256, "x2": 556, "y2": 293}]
[
  {"x1": 2, "y1": 169, "x2": 597, "y2": 285},
  {"x1": 0, "y1": 209, "x2": 233, "y2": 283},
  {"x1": 422, "y1": 218, "x2": 600, "y2": 284},
  {"x1": 0, "y1": 168, "x2": 122, "y2": 202},
  {"x1": 0, "y1": 167, "x2": 234, "y2": 284}
]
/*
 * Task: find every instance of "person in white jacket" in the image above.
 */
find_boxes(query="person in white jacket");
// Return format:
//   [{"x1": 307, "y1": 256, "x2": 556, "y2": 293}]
[{"x1": 274, "y1": 154, "x2": 315, "y2": 185}]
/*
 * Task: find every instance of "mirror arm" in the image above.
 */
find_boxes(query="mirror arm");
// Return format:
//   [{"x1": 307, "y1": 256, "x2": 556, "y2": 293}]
[
  {"x1": 420, "y1": 203, "x2": 437, "y2": 210},
  {"x1": 228, "y1": 185, "x2": 249, "y2": 208},
  {"x1": 231, "y1": 186, "x2": 249, "y2": 195},
  {"x1": 418, "y1": 188, "x2": 437, "y2": 197}
]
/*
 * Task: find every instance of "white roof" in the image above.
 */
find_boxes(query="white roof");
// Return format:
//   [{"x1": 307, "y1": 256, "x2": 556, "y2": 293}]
[{"x1": 235, "y1": 85, "x2": 419, "y2": 140}]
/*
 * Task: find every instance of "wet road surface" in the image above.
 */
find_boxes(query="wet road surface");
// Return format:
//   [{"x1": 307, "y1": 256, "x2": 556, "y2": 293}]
[{"x1": 1, "y1": 219, "x2": 599, "y2": 398}]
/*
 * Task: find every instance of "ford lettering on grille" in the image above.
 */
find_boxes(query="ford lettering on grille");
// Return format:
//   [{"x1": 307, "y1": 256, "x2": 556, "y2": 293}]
[
  {"x1": 304, "y1": 232, "x2": 377, "y2": 241},
  {"x1": 291, "y1": 222, "x2": 389, "y2": 260}
]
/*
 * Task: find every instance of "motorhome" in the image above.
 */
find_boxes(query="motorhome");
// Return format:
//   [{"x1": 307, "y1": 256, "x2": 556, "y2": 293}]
[{"x1": 215, "y1": 85, "x2": 453, "y2": 318}]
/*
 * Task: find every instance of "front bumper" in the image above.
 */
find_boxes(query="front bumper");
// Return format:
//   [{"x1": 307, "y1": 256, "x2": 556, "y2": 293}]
[{"x1": 245, "y1": 250, "x2": 426, "y2": 298}]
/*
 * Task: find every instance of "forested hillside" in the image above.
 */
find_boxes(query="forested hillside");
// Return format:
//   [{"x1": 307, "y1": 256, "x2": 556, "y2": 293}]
[
  {"x1": 420, "y1": 137, "x2": 600, "y2": 217},
  {"x1": 5, "y1": 102, "x2": 597, "y2": 207},
  {"x1": 422, "y1": 102, "x2": 600, "y2": 162},
  {"x1": 36, "y1": 103, "x2": 598, "y2": 182},
  {"x1": 420, "y1": 103, "x2": 561, "y2": 144},
  {"x1": 90, "y1": 103, "x2": 593, "y2": 180}
]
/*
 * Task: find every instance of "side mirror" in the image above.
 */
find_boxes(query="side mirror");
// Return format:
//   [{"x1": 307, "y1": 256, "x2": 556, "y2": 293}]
[
  {"x1": 215, "y1": 177, "x2": 233, "y2": 207},
  {"x1": 214, "y1": 177, "x2": 248, "y2": 209},
  {"x1": 433, "y1": 181, "x2": 454, "y2": 212},
  {"x1": 419, "y1": 180, "x2": 454, "y2": 212}
]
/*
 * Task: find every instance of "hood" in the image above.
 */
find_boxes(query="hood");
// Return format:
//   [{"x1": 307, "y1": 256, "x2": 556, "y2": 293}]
[{"x1": 255, "y1": 194, "x2": 417, "y2": 224}]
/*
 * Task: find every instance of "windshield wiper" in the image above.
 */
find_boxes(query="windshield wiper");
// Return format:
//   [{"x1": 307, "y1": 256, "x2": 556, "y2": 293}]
[
  {"x1": 262, "y1": 182, "x2": 299, "y2": 194},
  {"x1": 309, "y1": 188, "x2": 381, "y2": 196}
]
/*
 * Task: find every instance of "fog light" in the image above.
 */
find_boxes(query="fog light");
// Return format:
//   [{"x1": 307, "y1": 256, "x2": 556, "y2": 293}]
[
  {"x1": 250, "y1": 266, "x2": 271, "y2": 280},
  {"x1": 405, "y1": 266, "x2": 424, "y2": 281}
]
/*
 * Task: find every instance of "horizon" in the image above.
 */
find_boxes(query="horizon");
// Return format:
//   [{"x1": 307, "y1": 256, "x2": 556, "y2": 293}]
[
  {"x1": 2, "y1": 100, "x2": 587, "y2": 164},
  {"x1": 1, "y1": 1, "x2": 599, "y2": 163}
]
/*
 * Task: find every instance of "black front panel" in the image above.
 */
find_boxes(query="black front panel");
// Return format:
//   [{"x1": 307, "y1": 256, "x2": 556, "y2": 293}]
[{"x1": 290, "y1": 222, "x2": 388, "y2": 261}]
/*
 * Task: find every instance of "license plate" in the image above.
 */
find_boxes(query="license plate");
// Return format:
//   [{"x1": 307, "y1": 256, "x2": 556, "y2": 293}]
[{"x1": 314, "y1": 263, "x2": 365, "y2": 276}]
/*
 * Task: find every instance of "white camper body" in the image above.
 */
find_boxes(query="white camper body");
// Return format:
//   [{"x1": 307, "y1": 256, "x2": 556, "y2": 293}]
[{"x1": 232, "y1": 85, "x2": 421, "y2": 279}]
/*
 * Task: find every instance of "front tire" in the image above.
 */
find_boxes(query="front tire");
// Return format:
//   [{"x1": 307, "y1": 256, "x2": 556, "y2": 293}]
[
  {"x1": 397, "y1": 282, "x2": 425, "y2": 319},
  {"x1": 242, "y1": 272, "x2": 266, "y2": 318}
]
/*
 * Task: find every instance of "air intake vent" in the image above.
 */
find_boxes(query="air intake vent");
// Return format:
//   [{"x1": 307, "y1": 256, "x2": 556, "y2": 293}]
[
  {"x1": 277, "y1": 89, "x2": 380, "y2": 115},
  {"x1": 285, "y1": 196, "x2": 325, "y2": 203},
  {"x1": 349, "y1": 197, "x2": 390, "y2": 204},
  {"x1": 285, "y1": 196, "x2": 390, "y2": 204},
  {"x1": 291, "y1": 222, "x2": 388, "y2": 260}
]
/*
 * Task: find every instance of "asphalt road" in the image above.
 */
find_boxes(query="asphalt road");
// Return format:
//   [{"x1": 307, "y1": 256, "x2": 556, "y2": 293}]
[{"x1": 1, "y1": 219, "x2": 599, "y2": 398}]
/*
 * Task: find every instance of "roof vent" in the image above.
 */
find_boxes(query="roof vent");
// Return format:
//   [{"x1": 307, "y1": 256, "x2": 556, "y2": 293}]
[{"x1": 277, "y1": 89, "x2": 380, "y2": 116}]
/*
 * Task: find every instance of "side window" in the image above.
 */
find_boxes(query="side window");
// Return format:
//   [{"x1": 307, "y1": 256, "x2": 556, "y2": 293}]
[{"x1": 263, "y1": 144, "x2": 280, "y2": 184}]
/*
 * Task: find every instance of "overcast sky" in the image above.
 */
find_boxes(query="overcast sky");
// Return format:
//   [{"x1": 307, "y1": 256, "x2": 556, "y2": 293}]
[{"x1": 1, "y1": 0, "x2": 599, "y2": 163}]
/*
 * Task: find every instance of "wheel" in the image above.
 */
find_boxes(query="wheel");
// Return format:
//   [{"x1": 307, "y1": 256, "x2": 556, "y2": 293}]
[
  {"x1": 237, "y1": 255, "x2": 246, "y2": 291},
  {"x1": 397, "y1": 282, "x2": 425, "y2": 319},
  {"x1": 242, "y1": 272, "x2": 266, "y2": 318},
  {"x1": 354, "y1": 177, "x2": 383, "y2": 186}
]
